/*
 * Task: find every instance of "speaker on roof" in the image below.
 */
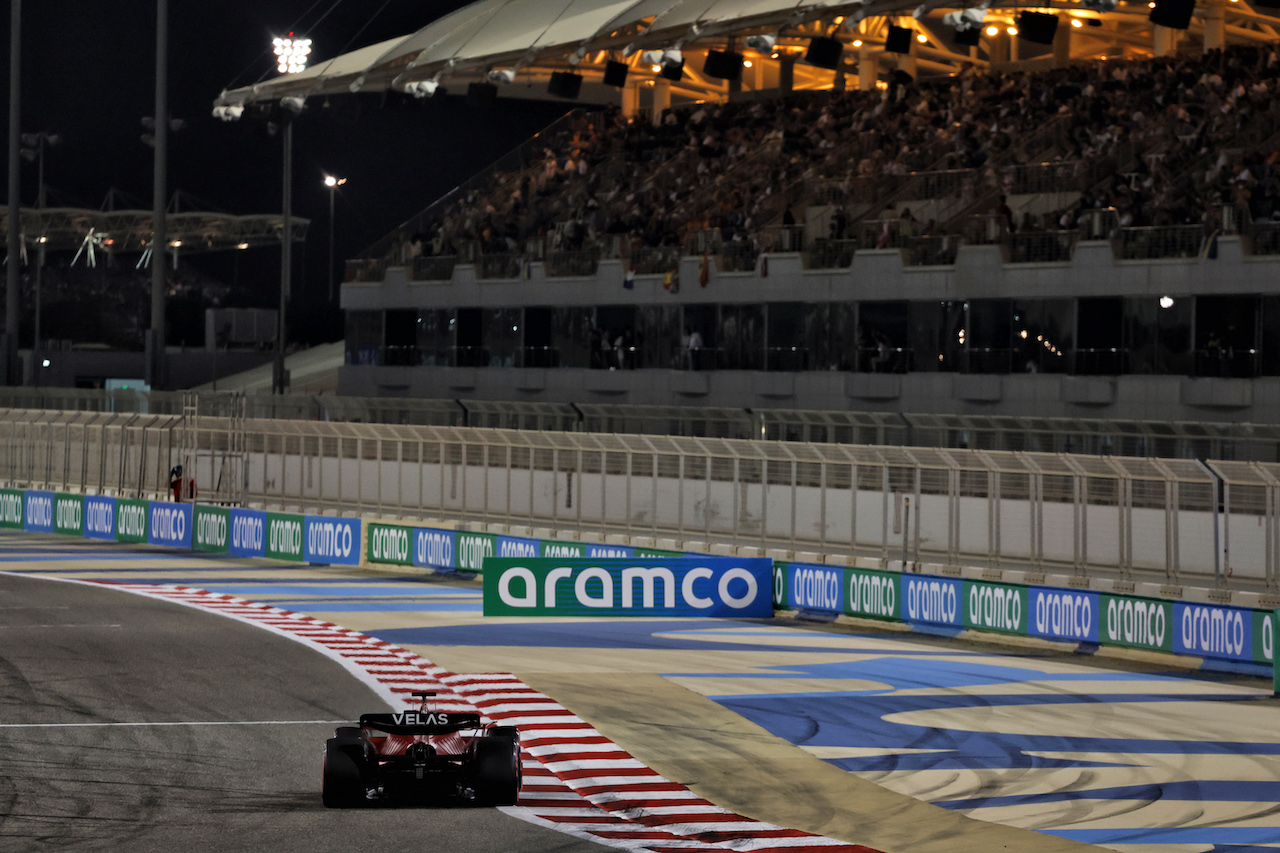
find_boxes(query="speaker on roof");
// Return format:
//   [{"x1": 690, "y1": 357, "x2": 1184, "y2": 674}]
[
  {"x1": 467, "y1": 82, "x2": 498, "y2": 103},
  {"x1": 885, "y1": 25, "x2": 913, "y2": 55},
  {"x1": 805, "y1": 37, "x2": 844, "y2": 69},
  {"x1": 1017, "y1": 11, "x2": 1059, "y2": 45},
  {"x1": 548, "y1": 71, "x2": 583, "y2": 99},
  {"x1": 703, "y1": 49, "x2": 744, "y2": 80},
  {"x1": 953, "y1": 26, "x2": 981, "y2": 47},
  {"x1": 603, "y1": 60, "x2": 629, "y2": 87},
  {"x1": 660, "y1": 58, "x2": 684, "y2": 81},
  {"x1": 1149, "y1": 0, "x2": 1194, "y2": 29}
]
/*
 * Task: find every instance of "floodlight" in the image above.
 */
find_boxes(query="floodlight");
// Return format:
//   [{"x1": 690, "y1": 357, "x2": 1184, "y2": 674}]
[
  {"x1": 745, "y1": 33, "x2": 778, "y2": 51},
  {"x1": 404, "y1": 78, "x2": 441, "y2": 98},
  {"x1": 488, "y1": 68, "x2": 517, "y2": 84},
  {"x1": 273, "y1": 35, "x2": 313, "y2": 75},
  {"x1": 212, "y1": 104, "x2": 244, "y2": 121},
  {"x1": 569, "y1": 46, "x2": 588, "y2": 65},
  {"x1": 944, "y1": 8, "x2": 987, "y2": 30},
  {"x1": 641, "y1": 50, "x2": 664, "y2": 65},
  {"x1": 281, "y1": 96, "x2": 307, "y2": 114},
  {"x1": 1159, "y1": 296, "x2": 1175, "y2": 309}
]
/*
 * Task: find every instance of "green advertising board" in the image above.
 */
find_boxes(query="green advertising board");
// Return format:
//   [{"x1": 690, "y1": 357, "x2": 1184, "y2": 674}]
[
  {"x1": 368, "y1": 523, "x2": 412, "y2": 565},
  {"x1": 1255, "y1": 609, "x2": 1276, "y2": 667},
  {"x1": 116, "y1": 499, "x2": 148, "y2": 543},
  {"x1": 963, "y1": 580, "x2": 1027, "y2": 635},
  {"x1": 0, "y1": 488, "x2": 22, "y2": 529},
  {"x1": 483, "y1": 557, "x2": 774, "y2": 617},
  {"x1": 772, "y1": 562, "x2": 786, "y2": 608},
  {"x1": 456, "y1": 531, "x2": 496, "y2": 573},
  {"x1": 845, "y1": 566, "x2": 901, "y2": 621},
  {"x1": 266, "y1": 512, "x2": 305, "y2": 562},
  {"x1": 193, "y1": 505, "x2": 230, "y2": 553},
  {"x1": 1100, "y1": 593, "x2": 1174, "y2": 653},
  {"x1": 540, "y1": 539, "x2": 585, "y2": 559},
  {"x1": 53, "y1": 493, "x2": 84, "y2": 536}
]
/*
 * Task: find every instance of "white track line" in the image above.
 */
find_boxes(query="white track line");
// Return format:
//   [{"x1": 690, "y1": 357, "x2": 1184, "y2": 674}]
[{"x1": 43, "y1": 577, "x2": 879, "y2": 853}]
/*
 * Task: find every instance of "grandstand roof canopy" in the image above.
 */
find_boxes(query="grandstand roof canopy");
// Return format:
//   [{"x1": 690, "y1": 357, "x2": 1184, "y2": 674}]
[
  {"x1": 0, "y1": 208, "x2": 309, "y2": 256},
  {"x1": 219, "y1": 0, "x2": 1280, "y2": 109}
]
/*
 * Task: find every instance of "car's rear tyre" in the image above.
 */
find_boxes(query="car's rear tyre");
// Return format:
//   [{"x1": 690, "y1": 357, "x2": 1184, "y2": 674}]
[
  {"x1": 474, "y1": 736, "x2": 520, "y2": 806},
  {"x1": 488, "y1": 725, "x2": 519, "y2": 744},
  {"x1": 322, "y1": 739, "x2": 367, "y2": 808}
]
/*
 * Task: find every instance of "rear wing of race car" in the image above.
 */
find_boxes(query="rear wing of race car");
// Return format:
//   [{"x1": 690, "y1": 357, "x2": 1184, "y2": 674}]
[{"x1": 359, "y1": 710, "x2": 484, "y2": 735}]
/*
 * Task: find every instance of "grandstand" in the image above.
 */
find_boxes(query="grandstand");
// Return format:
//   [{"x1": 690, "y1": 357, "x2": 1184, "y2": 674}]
[{"x1": 217, "y1": 1, "x2": 1280, "y2": 425}]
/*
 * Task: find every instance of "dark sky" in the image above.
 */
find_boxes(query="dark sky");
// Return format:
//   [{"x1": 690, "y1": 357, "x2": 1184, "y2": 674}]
[{"x1": 1, "y1": 1, "x2": 571, "y2": 342}]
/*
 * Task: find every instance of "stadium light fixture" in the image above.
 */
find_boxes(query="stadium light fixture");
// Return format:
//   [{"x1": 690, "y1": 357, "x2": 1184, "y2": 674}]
[
  {"x1": 745, "y1": 33, "x2": 778, "y2": 51},
  {"x1": 986, "y1": 25, "x2": 999, "y2": 35},
  {"x1": 1072, "y1": 17, "x2": 1083, "y2": 26},
  {"x1": 916, "y1": 33, "x2": 928, "y2": 42},
  {"x1": 488, "y1": 67, "x2": 517, "y2": 85},
  {"x1": 1007, "y1": 26, "x2": 1018, "y2": 34},
  {"x1": 1160, "y1": 296, "x2": 1175, "y2": 309},
  {"x1": 945, "y1": 8, "x2": 987, "y2": 32},
  {"x1": 274, "y1": 34, "x2": 312, "y2": 75}
]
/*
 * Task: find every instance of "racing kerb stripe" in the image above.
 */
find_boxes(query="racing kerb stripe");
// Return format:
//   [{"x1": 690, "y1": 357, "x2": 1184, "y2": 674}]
[{"x1": 94, "y1": 582, "x2": 880, "y2": 853}]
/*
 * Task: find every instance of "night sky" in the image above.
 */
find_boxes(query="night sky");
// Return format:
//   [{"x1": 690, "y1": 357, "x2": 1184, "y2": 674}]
[{"x1": 0, "y1": 1, "x2": 571, "y2": 344}]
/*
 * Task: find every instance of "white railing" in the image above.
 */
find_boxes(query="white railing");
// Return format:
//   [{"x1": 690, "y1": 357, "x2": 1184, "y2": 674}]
[{"x1": 2, "y1": 407, "x2": 1278, "y2": 591}]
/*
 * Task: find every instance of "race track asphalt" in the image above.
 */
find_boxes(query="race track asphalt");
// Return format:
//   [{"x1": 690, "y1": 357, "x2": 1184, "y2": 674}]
[{"x1": 0, "y1": 572, "x2": 604, "y2": 853}]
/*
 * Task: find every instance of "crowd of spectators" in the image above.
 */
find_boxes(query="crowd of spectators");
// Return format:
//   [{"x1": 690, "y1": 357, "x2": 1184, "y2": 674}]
[{"x1": 383, "y1": 42, "x2": 1280, "y2": 273}]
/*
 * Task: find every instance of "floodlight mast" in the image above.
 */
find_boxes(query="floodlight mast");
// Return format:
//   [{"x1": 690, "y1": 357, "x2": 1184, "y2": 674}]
[
  {"x1": 148, "y1": 0, "x2": 168, "y2": 390},
  {"x1": 272, "y1": 37, "x2": 310, "y2": 396},
  {"x1": 324, "y1": 175, "x2": 346, "y2": 303},
  {"x1": 6, "y1": 0, "x2": 21, "y2": 386}
]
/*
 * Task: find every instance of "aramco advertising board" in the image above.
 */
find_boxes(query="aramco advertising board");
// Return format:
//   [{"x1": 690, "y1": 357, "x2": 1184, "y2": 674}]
[{"x1": 483, "y1": 557, "x2": 774, "y2": 618}]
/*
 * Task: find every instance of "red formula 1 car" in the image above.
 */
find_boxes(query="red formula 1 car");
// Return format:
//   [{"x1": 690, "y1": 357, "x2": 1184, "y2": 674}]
[{"x1": 322, "y1": 691, "x2": 521, "y2": 807}]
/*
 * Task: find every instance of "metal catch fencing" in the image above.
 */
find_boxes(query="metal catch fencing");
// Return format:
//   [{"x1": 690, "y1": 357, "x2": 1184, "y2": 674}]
[{"x1": 3, "y1": 406, "x2": 1280, "y2": 591}]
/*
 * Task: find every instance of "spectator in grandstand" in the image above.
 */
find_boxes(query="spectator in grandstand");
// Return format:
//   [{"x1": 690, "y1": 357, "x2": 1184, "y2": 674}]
[
  {"x1": 383, "y1": 43, "x2": 1280, "y2": 275},
  {"x1": 995, "y1": 195, "x2": 1015, "y2": 233}
]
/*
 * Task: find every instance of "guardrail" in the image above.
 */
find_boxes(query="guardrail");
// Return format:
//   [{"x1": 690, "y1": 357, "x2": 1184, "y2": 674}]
[{"x1": 5, "y1": 408, "x2": 1280, "y2": 591}]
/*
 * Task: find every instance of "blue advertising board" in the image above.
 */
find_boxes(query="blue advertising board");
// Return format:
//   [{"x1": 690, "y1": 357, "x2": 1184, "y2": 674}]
[
  {"x1": 900, "y1": 574, "x2": 963, "y2": 627},
  {"x1": 23, "y1": 490, "x2": 55, "y2": 534},
  {"x1": 1173, "y1": 601, "x2": 1252, "y2": 662},
  {"x1": 83, "y1": 495, "x2": 116, "y2": 540},
  {"x1": 148, "y1": 501, "x2": 193, "y2": 549},
  {"x1": 303, "y1": 515, "x2": 361, "y2": 566},
  {"x1": 228, "y1": 508, "x2": 267, "y2": 558},
  {"x1": 787, "y1": 563, "x2": 844, "y2": 612},
  {"x1": 496, "y1": 535, "x2": 541, "y2": 559}
]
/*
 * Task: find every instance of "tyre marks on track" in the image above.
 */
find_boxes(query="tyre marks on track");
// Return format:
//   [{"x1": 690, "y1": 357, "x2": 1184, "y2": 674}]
[{"x1": 97, "y1": 582, "x2": 876, "y2": 853}]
